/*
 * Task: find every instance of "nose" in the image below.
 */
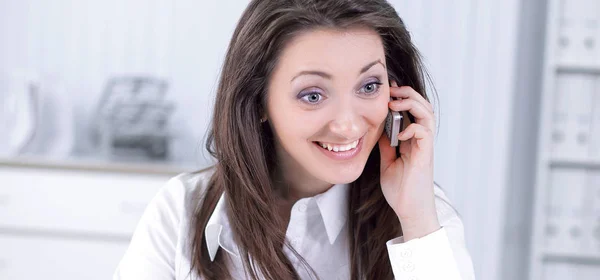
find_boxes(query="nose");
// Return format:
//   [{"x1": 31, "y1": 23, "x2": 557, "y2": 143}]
[{"x1": 328, "y1": 98, "x2": 362, "y2": 140}]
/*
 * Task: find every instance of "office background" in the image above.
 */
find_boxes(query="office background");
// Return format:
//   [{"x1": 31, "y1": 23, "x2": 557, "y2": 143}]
[{"x1": 1, "y1": 0, "x2": 598, "y2": 279}]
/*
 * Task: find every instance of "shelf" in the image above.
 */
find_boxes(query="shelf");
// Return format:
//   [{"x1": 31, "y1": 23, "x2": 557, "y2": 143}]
[
  {"x1": 556, "y1": 63, "x2": 600, "y2": 75},
  {"x1": 0, "y1": 155, "x2": 204, "y2": 175},
  {"x1": 548, "y1": 157, "x2": 600, "y2": 169},
  {"x1": 542, "y1": 250, "x2": 600, "y2": 265}
]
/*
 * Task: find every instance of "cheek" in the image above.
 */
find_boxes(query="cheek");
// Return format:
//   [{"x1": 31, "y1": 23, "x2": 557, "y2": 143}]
[
  {"x1": 267, "y1": 98, "x2": 316, "y2": 143},
  {"x1": 366, "y1": 96, "x2": 390, "y2": 126}
]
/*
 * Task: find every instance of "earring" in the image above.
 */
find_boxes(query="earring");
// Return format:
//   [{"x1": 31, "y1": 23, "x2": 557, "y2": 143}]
[{"x1": 260, "y1": 116, "x2": 267, "y2": 123}]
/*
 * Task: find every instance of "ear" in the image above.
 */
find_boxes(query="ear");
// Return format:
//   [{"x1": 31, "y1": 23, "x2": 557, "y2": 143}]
[{"x1": 259, "y1": 105, "x2": 268, "y2": 123}]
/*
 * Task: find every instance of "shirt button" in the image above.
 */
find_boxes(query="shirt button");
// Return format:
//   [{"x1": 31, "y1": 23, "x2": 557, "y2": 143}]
[
  {"x1": 399, "y1": 248, "x2": 413, "y2": 258},
  {"x1": 291, "y1": 238, "x2": 300, "y2": 247},
  {"x1": 402, "y1": 262, "x2": 415, "y2": 272},
  {"x1": 298, "y1": 202, "x2": 307, "y2": 212}
]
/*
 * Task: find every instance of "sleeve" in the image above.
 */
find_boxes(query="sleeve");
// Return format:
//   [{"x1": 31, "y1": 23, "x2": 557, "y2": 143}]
[
  {"x1": 386, "y1": 185, "x2": 476, "y2": 280},
  {"x1": 113, "y1": 176, "x2": 186, "y2": 280}
]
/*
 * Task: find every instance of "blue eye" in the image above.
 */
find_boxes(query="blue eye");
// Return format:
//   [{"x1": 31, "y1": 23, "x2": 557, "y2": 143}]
[
  {"x1": 359, "y1": 81, "x2": 383, "y2": 95},
  {"x1": 299, "y1": 92, "x2": 324, "y2": 104}
]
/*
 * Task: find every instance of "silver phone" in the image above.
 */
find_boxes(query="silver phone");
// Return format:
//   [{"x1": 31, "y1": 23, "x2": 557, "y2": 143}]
[{"x1": 385, "y1": 110, "x2": 403, "y2": 147}]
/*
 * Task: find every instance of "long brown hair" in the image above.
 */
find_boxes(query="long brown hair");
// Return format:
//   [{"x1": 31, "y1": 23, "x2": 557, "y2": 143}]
[{"x1": 192, "y1": 0, "x2": 433, "y2": 279}]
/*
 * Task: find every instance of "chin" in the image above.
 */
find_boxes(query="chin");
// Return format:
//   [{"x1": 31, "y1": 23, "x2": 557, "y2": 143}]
[{"x1": 317, "y1": 160, "x2": 367, "y2": 185}]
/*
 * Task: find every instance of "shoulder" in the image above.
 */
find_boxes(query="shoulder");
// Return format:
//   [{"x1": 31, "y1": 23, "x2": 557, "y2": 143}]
[
  {"x1": 152, "y1": 166, "x2": 217, "y2": 219},
  {"x1": 113, "y1": 166, "x2": 217, "y2": 279},
  {"x1": 164, "y1": 166, "x2": 216, "y2": 199},
  {"x1": 135, "y1": 166, "x2": 217, "y2": 233}
]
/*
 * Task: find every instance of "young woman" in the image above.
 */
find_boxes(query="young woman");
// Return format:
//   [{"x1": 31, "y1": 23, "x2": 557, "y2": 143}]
[{"x1": 114, "y1": 0, "x2": 475, "y2": 279}]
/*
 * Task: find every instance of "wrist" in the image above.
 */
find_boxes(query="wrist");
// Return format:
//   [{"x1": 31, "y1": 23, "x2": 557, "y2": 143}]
[{"x1": 398, "y1": 212, "x2": 440, "y2": 241}]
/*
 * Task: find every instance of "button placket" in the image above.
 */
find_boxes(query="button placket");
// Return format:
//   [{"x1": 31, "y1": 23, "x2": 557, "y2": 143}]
[
  {"x1": 399, "y1": 248, "x2": 413, "y2": 258},
  {"x1": 402, "y1": 262, "x2": 415, "y2": 272}
]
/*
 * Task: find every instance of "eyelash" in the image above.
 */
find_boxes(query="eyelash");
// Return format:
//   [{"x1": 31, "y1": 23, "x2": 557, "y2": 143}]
[
  {"x1": 297, "y1": 79, "x2": 383, "y2": 105},
  {"x1": 298, "y1": 90, "x2": 325, "y2": 105},
  {"x1": 358, "y1": 81, "x2": 383, "y2": 96}
]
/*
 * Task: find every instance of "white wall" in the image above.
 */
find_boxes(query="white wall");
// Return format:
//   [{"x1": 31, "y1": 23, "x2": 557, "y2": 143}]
[
  {"x1": 391, "y1": 1, "x2": 521, "y2": 279},
  {"x1": 501, "y1": 0, "x2": 547, "y2": 279},
  {"x1": 0, "y1": 1, "x2": 526, "y2": 279}
]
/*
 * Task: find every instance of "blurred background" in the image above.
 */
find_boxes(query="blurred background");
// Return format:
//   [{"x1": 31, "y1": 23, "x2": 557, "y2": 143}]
[{"x1": 0, "y1": 0, "x2": 598, "y2": 279}]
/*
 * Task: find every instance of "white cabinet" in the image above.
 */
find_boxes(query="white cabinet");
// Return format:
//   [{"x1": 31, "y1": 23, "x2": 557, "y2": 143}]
[
  {"x1": 530, "y1": 0, "x2": 600, "y2": 279},
  {"x1": 0, "y1": 165, "x2": 175, "y2": 280},
  {"x1": 0, "y1": 235, "x2": 128, "y2": 280},
  {"x1": 0, "y1": 168, "x2": 165, "y2": 235}
]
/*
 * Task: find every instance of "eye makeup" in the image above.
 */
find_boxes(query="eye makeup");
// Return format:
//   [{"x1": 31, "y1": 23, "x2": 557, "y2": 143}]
[
  {"x1": 356, "y1": 76, "x2": 383, "y2": 97},
  {"x1": 297, "y1": 90, "x2": 325, "y2": 105},
  {"x1": 294, "y1": 74, "x2": 385, "y2": 106}
]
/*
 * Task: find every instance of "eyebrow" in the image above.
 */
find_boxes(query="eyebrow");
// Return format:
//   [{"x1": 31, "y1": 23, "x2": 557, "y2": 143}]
[{"x1": 290, "y1": 59, "x2": 385, "y2": 82}]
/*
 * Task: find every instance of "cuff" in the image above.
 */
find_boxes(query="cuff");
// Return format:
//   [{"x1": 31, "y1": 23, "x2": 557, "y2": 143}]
[{"x1": 386, "y1": 227, "x2": 462, "y2": 280}]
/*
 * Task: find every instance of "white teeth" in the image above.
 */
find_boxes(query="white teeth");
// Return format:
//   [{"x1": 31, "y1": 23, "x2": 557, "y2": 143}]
[{"x1": 317, "y1": 139, "x2": 360, "y2": 152}]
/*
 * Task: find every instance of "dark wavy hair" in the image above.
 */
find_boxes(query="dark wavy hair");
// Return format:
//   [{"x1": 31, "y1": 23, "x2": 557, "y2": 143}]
[{"x1": 192, "y1": 0, "x2": 433, "y2": 279}]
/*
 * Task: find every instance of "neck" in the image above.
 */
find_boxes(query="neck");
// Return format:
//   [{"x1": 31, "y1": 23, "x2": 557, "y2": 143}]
[
  {"x1": 272, "y1": 143, "x2": 334, "y2": 202},
  {"x1": 272, "y1": 166, "x2": 333, "y2": 202}
]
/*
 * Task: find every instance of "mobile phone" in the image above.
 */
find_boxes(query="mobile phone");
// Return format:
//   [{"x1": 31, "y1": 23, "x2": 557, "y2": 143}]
[
  {"x1": 386, "y1": 77, "x2": 404, "y2": 147},
  {"x1": 385, "y1": 109, "x2": 403, "y2": 147}
]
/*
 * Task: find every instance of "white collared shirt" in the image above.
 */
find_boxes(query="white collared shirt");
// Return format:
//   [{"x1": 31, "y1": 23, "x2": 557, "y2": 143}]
[{"x1": 113, "y1": 168, "x2": 476, "y2": 280}]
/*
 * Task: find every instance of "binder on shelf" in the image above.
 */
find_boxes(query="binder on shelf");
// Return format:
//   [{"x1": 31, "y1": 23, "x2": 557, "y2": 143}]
[
  {"x1": 587, "y1": 170, "x2": 600, "y2": 253},
  {"x1": 572, "y1": 74, "x2": 595, "y2": 159},
  {"x1": 551, "y1": 74, "x2": 572, "y2": 159},
  {"x1": 551, "y1": 73, "x2": 594, "y2": 161},
  {"x1": 591, "y1": 76, "x2": 600, "y2": 160},
  {"x1": 545, "y1": 167, "x2": 587, "y2": 254},
  {"x1": 581, "y1": 170, "x2": 599, "y2": 254},
  {"x1": 544, "y1": 168, "x2": 565, "y2": 252},
  {"x1": 556, "y1": 0, "x2": 584, "y2": 64},
  {"x1": 581, "y1": 0, "x2": 600, "y2": 65}
]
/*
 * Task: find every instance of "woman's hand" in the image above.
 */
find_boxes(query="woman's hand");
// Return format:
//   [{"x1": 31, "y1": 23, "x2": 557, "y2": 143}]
[{"x1": 378, "y1": 81, "x2": 440, "y2": 241}]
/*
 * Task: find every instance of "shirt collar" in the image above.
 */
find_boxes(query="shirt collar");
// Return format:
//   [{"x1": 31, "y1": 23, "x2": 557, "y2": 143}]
[
  {"x1": 205, "y1": 193, "x2": 239, "y2": 261},
  {"x1": 204, "y1": 183, "x2": 350, "y2": 261},
  {"x1": 313, "y1": 183, "x2": 349, "y2": 244}
]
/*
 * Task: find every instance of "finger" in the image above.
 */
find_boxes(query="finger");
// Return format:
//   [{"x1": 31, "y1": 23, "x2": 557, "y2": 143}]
[
  {"x1": 390, "y1": 86, "x2": 434, "y2": 113},
  {"x1": 398, "y1": 123, "x2": 434, "y2": 149},
  {"x1": 378, "y1": 132, "x2": 397, "y2": 172},
  {"x1": 399, "y1": 137, "x2": 411, "y2": 155},
  {"x1": 389, "y1": 99, "x2": 436, "y2": 133},
  {"x1": 397, "y1": 124, "x2": 434, "y2": 167}
]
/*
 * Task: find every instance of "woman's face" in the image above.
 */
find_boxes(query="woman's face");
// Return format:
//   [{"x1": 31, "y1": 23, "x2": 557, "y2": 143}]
[{"x1": 267, "y1": 27, "x2": 389, "y2": 185}]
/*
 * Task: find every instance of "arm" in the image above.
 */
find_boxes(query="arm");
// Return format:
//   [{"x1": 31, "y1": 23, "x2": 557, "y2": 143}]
[{"x1": 386, "y1": 185, "x2": 476, "y2": 280}]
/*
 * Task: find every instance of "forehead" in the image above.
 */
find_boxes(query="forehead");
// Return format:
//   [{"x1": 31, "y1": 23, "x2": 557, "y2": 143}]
[{"x1": 275, "y1": 27, "x2": 386, "y2": 75}]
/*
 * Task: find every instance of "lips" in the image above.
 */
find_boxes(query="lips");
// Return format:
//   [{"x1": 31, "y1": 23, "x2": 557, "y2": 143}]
[
  {"x1": 315, "y1": 139, "x2": 359, "y2": 152},
  {"x1": 313, "y1": 136, "x2": 364, "y2": 160}
]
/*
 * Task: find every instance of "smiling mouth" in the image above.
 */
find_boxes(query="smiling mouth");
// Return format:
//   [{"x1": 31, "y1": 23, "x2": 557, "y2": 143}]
[{"x1": 314, "y1": 138, "x2": 360, "y2": 152}]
